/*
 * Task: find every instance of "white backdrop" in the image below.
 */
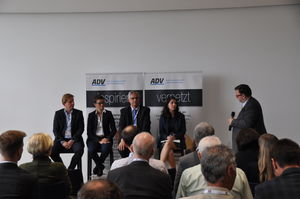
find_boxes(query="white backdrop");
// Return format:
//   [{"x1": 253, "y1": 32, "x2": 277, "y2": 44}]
[{"x1": 0, "y1": 5, "x2": 299, "y2": 180}]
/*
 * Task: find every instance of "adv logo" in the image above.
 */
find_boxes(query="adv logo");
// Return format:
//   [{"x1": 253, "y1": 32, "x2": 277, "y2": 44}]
[
  {"x1": 150, "y1": 78, "x2": 164, "y2": 85},
  {"x1": 92, "y1": 79, "x2": 106, "y2": 86}
]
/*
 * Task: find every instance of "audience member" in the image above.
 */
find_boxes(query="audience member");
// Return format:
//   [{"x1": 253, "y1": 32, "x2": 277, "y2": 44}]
[
  {"x1": 108, "y1": 132, "x2": 172, "y2": 199},
  {"x1": 118, "y1": 91, "x2": 151, "y2": 158},
  {"x1": 235, "y1": 128, "x2": 260, "y2": 186},
  {"x1": 0, "y1": 130, "x2": 37, "y2": 199},
  {"x1": 87, "y1": 95, "x2": 116, "y2": 176},
  {"x1": 110, "y1": 125, "x2": 167, "y2": 173},
  {"x1": 177, "y1": 136, "x2": 253, "y2": 199},
  {"x1": 51, "y1": 93, "x2": 84, "y2": 170},
  {"x1": 20, "y1": 133, "x2": 71, "y2": 197},
  {"x1": 258, "y1": 133, "x2": 278, "y2": 182},
  {"x1": 174, "y1": 122, "x2": 215, "y2": 194},
  {"x1": 255, "y1": 138, "x2": 300, "y2": 199},
  {"x1": 158, "y1": 97, "x2": 186, "y2": 182},
  {"x1": 180, "y1": 145, "x2": 236, "y2": 199},
  {"x1": 77, "y1": 179, "x2": 122, "y2": 199}
]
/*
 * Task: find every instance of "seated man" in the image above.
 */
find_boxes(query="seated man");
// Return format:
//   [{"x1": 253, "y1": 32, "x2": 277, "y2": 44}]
[
  {"x1": 174, "y1": 122, "x2": 215, "y2": 194},
  {"x1": 77, "y1": 179, "x2": 122, "y2": 199},
  {"x1": 110, "y1": 125, "x2": 167, "y2": 174},
  {"x1": 181, "y1": 145, "x2": 237, "y2": 199},
  {"x1": 255, "y1": 138, "x2": 300, "y2": 199},
  {"x1": 108, "y1": 133, "x2": 172, "y2": 199},
  {"x1": 51, "y1": 93, "x2": 84, "y2": 170},
  {"x1": 176, "y1": 136, "x2": 253, "y2": 199},
  {"x1": 0, "y1": 130, "x2": 37, "y2": 199}
]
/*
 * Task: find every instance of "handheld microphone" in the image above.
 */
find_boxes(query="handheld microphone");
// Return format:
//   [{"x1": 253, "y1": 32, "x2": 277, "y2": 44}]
[{"x1": 229, "y1": 111, "x2": 235, "y2": 131}]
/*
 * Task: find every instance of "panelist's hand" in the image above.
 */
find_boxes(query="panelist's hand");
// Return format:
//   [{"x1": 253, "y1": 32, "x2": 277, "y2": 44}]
[
  {"x1": 62, "y1": 141, "x2": 70, "y2": 149},
  {"x1": 118, "y1": 139, "x2": 126, "y2": 151},
  {"x1": 227, "y1": 118, "x2": 233, "y2": 125},
  {"x1": 67, "y1": 140, "x2": 74, "y2": 149},
  {"x1": 99, "y1": 138, "x2": 110, "y2": 144}
]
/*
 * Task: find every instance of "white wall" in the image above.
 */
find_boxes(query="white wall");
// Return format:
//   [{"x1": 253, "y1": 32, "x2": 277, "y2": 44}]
[{"x1": 0, "y1": 5, "x2": 299, "y2": 180}]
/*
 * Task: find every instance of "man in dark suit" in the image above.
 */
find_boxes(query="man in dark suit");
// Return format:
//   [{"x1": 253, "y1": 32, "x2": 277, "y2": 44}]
[
  {"x1": 87, "y1": 95, "x2": 116, "y2": 176},
  {"x1": 255, "y1": 139, "x2": 300, "y2": 199},
  {"x1": 228, "y1": 84, "x2": 267, "y2": 152},
  {"x1": 108, "y1": 132, "x2": 172, "y2": 199},
  {"x1": 0, "y1": 130, "x2": 37, "y2": 199},
  {"x1": 174, "y1": 122, "x2": 215, "y2": 195},
  {"x1": 51, "y1": 93, "x2": 84, "y2": 170},
  {"x1": 118, "y1": 91, "x2": 151, "y2": 157}
]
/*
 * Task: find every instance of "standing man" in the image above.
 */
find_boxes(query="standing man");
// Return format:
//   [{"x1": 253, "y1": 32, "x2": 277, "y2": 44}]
[
  {"x1": 118, "y1": 91, "x2": 151, "y2": 157},
  {"x1": 51, "y1": 93, "x2": 84, "y2": 170},
  {"x1": 0, "y1": 130, "x2": 37, "y2": 199},
  {"x1": 228, "y1": 84, "x2": 266, "y2": 152},
  {"x1": 87, "y1": 95, "x2": 116, "y2": 176}
]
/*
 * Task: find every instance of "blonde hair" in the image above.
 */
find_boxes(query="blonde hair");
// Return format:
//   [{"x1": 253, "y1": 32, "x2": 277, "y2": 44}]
[
  {"x1": 27, "y1": 133, "x2": 53, "y2": 156},
  {"x1": 258, "y1": 133, "x2": 278, "y2": 182}
]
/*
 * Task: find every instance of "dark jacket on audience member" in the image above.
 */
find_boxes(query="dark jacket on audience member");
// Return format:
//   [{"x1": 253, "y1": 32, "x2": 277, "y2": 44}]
[
  {"x1": 255, "y1": 167, "x2": 300, "y2": 199},
  {"x1": 0, "y1": 162, "x2": 37, "y2": 199},
  {"x1": 19, "y1": 156, "x2": 72, "y2": 196},
  {"x1": 107, "y1": 161, "x2": 172, "y2": 199}
]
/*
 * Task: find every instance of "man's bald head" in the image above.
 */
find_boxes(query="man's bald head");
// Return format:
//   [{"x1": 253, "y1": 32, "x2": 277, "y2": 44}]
[
  {"x1": 197, "y1": 136, "x2": 222, "y2": 154},
  {"x1": 132, "y1": 132, "x2": 154, "y2": 160},
  {"x1": 77, "y1": 179, "x2": 122, "y2": 199}
]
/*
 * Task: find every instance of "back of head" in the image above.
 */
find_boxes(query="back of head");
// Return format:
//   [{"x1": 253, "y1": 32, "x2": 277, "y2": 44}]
[
  {"x1": 121, "y1": 125, "x2": 138, "y2": 146},
  {"x1": 271, "y1": 138, "x2": 300, "y2": 168},
  {"x1": 236, "y1": 128, "x2": 259, "y2": 151},
  {"x1": 235, "y1": 84, "x2": 252, "y2": 97},
  {"x1": 27, "y1": 133, "x2": 53, "y2": 157},
  {"x1": 77, "y1": 179, "x2": 122, "y2": 199},
  {"x1": 197, "y1": 136, "x2": 221, "y2": 154},
  {"x1": 201, "y1": 145, "x2": 235, "y2": 184},
  {"x1": 193, "y1": 122, "x2": 215, "y2": 145},
  {"x1": 0, "y1": 130, "x2": 26, "y2": 159},
  {"x1": 132, "y1": 132, "x2": 154, "y2": 159}
]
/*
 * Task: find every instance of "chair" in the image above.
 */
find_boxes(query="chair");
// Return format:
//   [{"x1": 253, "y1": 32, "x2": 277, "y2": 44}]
[
  {"x1": 60, "y1": 149, "x2": 82, "y2": 170},
  {"x1": 87, "y1": 148, "x2": 114, "y2": 180},
  {"x1": 37, "y1": 181, "x2": 69, "y2": 199}
]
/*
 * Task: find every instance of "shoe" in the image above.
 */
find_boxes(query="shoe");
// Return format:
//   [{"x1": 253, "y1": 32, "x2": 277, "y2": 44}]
[
  {"x1": 93, "y1": 167, "x2": 99, "y2": 175},
  {"x1": 97, "y1": 168, "x2": 103, "y2": 177}
]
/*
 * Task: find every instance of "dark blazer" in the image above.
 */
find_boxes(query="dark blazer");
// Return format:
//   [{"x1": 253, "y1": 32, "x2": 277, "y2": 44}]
[
  {"x1": 19, "y1": 156, "x2": 71, "y2": 196},
  {"x1": 255, "y1": 167, "x2": 300, "y2": 199},
  {"x1": 53, "y1": 108, "x2": 84, "y2": 143},
  {"x1": 0, "y1": 162, "x2": 37, "y2": 199},
  {"x1": 119, "y1": 106, "x2": 151, "y2": 133},
  {"x1": 174, "y1": 151, "x2": 200, "y2": 194},
  {"x1": 158, "y1": 112, "x2": 186, "y2": 149},
  {"x1": 107, "y1": 161, "x2": 172, "y2": 199},
  {"x1": 231, "y1": 97, "x2": 266, "y2": 151},
  {"x1": 87, "y1": 110, "x2": 117, "y2": 142}
]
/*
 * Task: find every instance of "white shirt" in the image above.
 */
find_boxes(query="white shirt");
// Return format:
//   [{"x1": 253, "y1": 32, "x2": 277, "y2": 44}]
[{"x1": 95, "y1": 109, "x2": 106, "y2": 136}]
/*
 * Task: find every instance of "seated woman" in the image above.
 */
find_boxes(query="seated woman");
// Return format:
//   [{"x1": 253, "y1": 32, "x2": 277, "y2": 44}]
[
  {"x1": 20, "y1": 133, "x2": 71, "y2": 198},
  {"x1": 158, "y1": 96, "x2": 186, "y2": 182},
  {"x1": 258, "y1": 133, "x2": 278, "y2": 183}
]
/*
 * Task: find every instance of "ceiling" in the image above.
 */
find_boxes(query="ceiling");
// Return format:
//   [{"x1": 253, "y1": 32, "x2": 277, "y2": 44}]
[{"x1": 0, "y1": 0, "x2": 299, "y2": 13}]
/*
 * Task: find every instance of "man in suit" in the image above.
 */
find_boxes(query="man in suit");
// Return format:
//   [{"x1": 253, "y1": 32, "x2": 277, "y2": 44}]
[
  {"x1": 51, "y1": 93, "x2": 84, "y2": 170},
  {"x1": 118, "y1": 91, "x2": 151, "y2": 157},
  {"x1": 108, "y1": 132, "x2": 172, "y2": 199},
  {"x1": 180, "y1": 145, "x2": 236, "y2": 199},
  {"x1": 110, "y1": 125, "x2": 167, "y2": 174},
  {"x1": 255, "y1": 139, "x2": 300, "y2": 199},
  {"x1": 228, "y1": 84, "x2": 267, "y2": 152},
  {"x1": 0, "y1": 130, "x2": 37, "y2": 199},
  {"x1": 87, "y1": 95, "x2": 117, "y2": 176},
  {"x1": 78, "y1": 179, "x2": 122, "y2": 199},
  {"x1": 174, "y1": 122, "x2": 215, "y2": 195}
]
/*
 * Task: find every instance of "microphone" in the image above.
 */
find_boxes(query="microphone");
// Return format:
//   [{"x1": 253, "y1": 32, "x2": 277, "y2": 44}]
[{"x1": 229, "y1": 111, "x2": 235, "y2": 131}]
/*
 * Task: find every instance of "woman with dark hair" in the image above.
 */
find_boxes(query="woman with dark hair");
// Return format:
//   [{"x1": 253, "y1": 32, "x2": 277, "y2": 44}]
[
  {"x1": 258, "y1": 133, "x2": 278, "y2": 182},
  {"x1": 158, "y1": 96, "x2": 186, "y2": 182},
  {"x1": 235, "y1": 128, "x2": 260, "y2": 195}
]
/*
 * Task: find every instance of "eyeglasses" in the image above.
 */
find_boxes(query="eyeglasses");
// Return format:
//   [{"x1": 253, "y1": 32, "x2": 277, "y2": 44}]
[
  {"x1": 130, "y1": 97, "x2": 139, "y2": 100},
  {"x1": 95, "y1": 102, "x2": 104, "y2": 105}
]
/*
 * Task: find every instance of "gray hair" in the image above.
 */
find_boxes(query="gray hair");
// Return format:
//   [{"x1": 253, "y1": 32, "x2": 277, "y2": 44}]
[
  {"x1": 197, "y1": 135, "x2": 221, "y2": 153},
  {"x1": 132, "y1": 132, "x2": 154, "y2": 158},
  {"x1": 201, "y1": 145, "x2": 235, "y2": 183},
  {"x1": 193, "y1": 122, "x2": 215, "y2": 145},
  {"x1": 128, "y1": 91, "x2": 139, "y2": 99}
]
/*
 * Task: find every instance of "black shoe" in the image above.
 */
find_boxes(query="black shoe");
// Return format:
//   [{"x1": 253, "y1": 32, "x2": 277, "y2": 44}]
[
  {"x1": 97, "y1": 168, "x2": 103, "y2": 177},
  {"x1": 93, "y1": 167, "x2": 99, "y2": 175}
]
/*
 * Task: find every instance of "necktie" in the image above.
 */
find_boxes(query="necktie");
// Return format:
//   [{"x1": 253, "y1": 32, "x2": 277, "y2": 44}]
[{"x1": 133, "y1": 109, "x2": 137, "y2": 126}]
